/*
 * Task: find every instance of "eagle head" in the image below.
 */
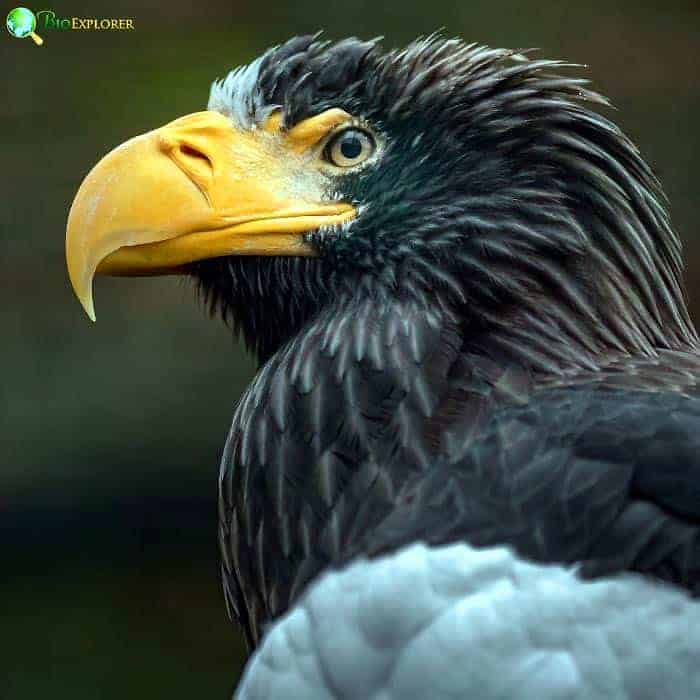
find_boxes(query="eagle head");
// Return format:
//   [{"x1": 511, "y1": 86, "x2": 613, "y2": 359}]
[{"x1": 66, "y1": 35, "x2": 697, "y2": 367}]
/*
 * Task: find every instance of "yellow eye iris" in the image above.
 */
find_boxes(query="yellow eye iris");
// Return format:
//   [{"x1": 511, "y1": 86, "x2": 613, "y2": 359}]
[{"x1": 324, "y1": 128, "x2": 375, "y2": 168}]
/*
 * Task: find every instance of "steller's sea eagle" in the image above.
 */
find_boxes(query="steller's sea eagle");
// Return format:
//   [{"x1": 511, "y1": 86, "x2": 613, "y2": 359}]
[{"x1": 66, "y1": 35, "x2": 700, "y2": 699}]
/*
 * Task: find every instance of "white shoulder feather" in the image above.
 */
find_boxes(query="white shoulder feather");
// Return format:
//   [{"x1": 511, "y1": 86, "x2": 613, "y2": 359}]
[{"x1": 235, "y1": 542, "x2": 700, "y2": 699}]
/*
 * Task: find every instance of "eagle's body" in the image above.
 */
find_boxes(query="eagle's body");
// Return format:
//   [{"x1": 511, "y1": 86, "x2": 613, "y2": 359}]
[
  {"x1": 199, "y1": 37, "x2": 700, "y2": 652},
  {"x1": 220, "y1": 334, "x2": 700, "y2": 650},
  {"x1": 67, "y1": 34, "x2": 700, "y2": 699}
]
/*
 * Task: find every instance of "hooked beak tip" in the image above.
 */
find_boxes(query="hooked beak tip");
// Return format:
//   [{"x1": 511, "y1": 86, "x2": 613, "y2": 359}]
[{"x1": 76, "y1": 285, "x2": 97, "y2": 322}]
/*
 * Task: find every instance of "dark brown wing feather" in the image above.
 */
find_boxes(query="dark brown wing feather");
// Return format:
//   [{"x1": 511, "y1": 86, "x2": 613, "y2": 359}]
[{"x1": 219, "y1": 300, "x2": 700, "y2": 649}]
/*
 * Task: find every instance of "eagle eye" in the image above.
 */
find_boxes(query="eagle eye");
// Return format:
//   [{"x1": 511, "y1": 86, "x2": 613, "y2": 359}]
[{"x1": 324, "y1": 128, "x2": 375, "y2": 168}]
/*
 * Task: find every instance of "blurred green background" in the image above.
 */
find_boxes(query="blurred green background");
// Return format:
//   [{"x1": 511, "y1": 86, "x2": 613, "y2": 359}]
[{"x1": 1, "y1": 0, "x2": 698, "y2": 697}]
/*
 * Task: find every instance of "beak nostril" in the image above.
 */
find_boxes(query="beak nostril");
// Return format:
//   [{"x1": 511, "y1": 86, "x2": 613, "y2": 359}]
[
  {"x1": 173, "y1": 142, "x2": 214, "y2": 186},
  {"x1": 179, "y1": 144, "x2": 211, "y2": 165}
]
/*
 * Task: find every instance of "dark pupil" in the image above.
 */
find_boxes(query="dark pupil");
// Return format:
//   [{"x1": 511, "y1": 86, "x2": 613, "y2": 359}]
[{"x1": 340, "y1": 135, "x2": 362, "y2": 160}]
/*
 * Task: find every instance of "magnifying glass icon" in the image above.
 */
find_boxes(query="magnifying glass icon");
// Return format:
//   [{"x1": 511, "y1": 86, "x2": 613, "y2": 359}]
[{"x1": 7, "y1": 7, "x2": 44, "y2": 45}]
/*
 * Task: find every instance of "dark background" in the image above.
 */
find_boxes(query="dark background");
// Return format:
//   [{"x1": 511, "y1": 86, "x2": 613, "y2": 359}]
[{"x1": 2, "y1": 1, "x2": 698, "y2": 697}]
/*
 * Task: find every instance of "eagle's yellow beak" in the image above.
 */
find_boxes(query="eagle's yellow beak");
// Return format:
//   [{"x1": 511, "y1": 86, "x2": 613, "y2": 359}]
[{"x1": 66, "y1": 109, "x2": 355, "y2": 320}]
